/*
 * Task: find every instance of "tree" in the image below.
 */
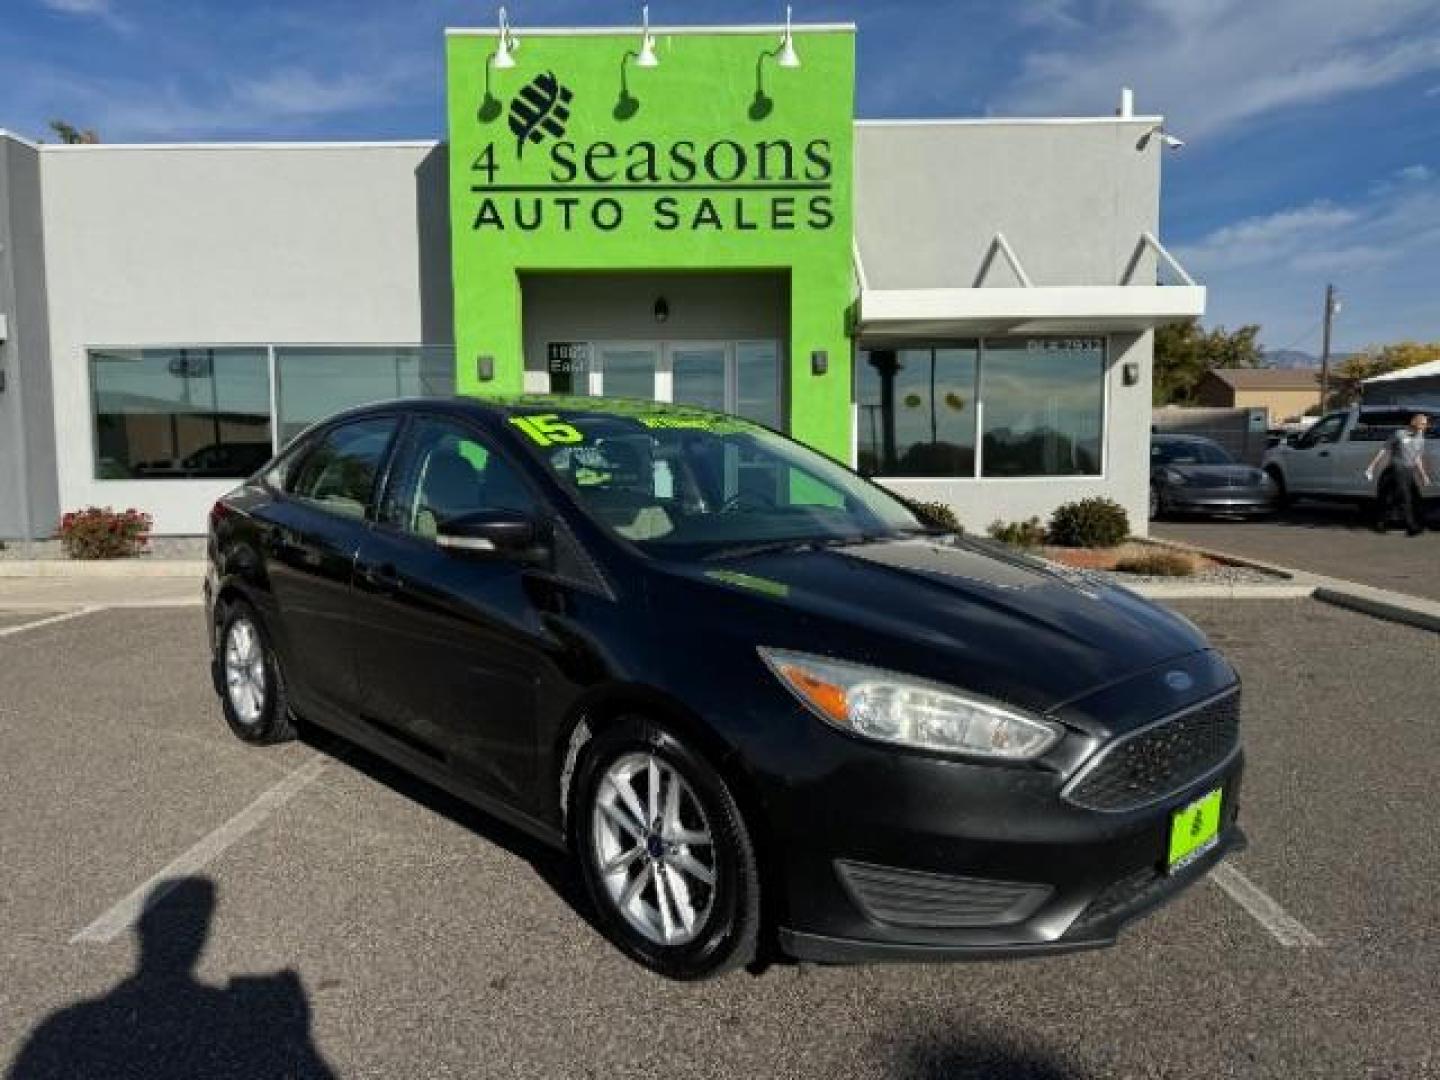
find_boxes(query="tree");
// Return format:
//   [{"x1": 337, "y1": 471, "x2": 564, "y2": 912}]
[
  {"x1": 1328, "y1": 341, "x2": 1440, "y2": 406},
  {"x1": 46, "y1": 119, "x2": 100, "y2": 144},
  {"x1": 1153, "y1": 319, "x2": 1264, "y2": 406}
]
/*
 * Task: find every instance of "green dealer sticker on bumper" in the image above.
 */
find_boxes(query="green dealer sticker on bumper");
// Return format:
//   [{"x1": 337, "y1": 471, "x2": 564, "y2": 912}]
[{"x1": 1168, "y1": 788, "x2": 1223, "y2": 871}]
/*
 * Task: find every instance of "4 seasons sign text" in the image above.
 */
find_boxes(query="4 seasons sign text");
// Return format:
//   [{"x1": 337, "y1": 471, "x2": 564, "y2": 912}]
[{"x1": 470, "y1": 71, "x2": 837, "y2": 234}]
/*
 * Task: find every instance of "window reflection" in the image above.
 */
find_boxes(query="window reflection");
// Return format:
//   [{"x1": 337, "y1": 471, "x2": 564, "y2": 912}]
[
  {"x1": 90, "y1": 348, "x2": 272, "y2": 479},
  {"x1": 857, "y1": 346, "x2": 978, "y2": 477},
  {"x1": 981, "y1": 339, "x2": 1103, "y2": 477},
  {"x1": 275, "y1": 346, "x2": 455, "y2": 446},
  {"x1": 858, "y1": 338, "x2": 1106, "y2": 479}
]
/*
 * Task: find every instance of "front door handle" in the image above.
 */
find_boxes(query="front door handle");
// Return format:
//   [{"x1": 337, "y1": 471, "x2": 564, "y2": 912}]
[{"x1": 357, "y1": 561, "x2": 401, "y2": 593}]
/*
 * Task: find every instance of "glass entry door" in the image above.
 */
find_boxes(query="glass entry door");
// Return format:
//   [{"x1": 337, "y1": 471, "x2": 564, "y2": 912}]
[
  {"x1": 592, "y1": 343, "x2": 660, "y2": 401},
  {"x1": 669, "y1": 343, "x2": 729, "y2": 413},
  {"x1": 573, "y1": 340, "x2": 782, "y2": 428}
]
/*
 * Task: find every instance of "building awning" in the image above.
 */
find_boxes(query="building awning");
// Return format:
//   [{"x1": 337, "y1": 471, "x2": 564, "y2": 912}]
[
  {"x1": 857, "y1": 284, "x2": 1206, "y2": 337},
  {"x1": 854, "y1": 231, "x2": 1205, "y2": 337}
]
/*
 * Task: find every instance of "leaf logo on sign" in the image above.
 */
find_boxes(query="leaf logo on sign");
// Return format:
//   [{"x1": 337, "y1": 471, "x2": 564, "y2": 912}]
[{"x1": 508, "y1": 72, "x2": 573, "y2": 159}]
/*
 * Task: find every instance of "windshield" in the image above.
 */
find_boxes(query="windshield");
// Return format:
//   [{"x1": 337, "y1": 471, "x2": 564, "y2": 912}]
[
  {"x1": 510, "y1": 408, "x2": 927, "y2": 559},
  {"x1": 1152, "y1": 439, "x2": 1233, "y2": 466}
]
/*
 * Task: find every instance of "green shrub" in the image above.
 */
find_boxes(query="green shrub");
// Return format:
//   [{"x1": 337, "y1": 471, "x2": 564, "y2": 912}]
[
  {"x1": 898, "y1": 497, "x2": 963, "y2": 534},
  {"x1": 1047, "y1": 497, "x2": 1130, "y2": 549},
  {"x1": 987, "y1": 517, "x2": 1047, "y2": 549},
  {"x1": 1113, "y1": 551, "x2": 1197, "y2": 577},
  {"x1": 57, "y1": 507, "x2": 152, "y2": 559}
]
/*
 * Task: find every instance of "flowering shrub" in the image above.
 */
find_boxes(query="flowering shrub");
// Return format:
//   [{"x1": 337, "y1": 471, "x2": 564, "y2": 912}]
[{"x1": 57, "y1": 507, "x2": 152, "y2": 560}]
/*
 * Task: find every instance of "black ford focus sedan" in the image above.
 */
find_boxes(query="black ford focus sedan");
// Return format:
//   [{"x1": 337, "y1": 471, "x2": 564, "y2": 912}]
[{"x1": 206, "y1": 396, "x2": 1244, "y2": 979}]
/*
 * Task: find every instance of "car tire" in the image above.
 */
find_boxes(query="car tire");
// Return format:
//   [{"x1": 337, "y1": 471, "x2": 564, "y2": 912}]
[
  {"x1": 572, "y1": 716, "x2": 761, "y2": 980},
  {"x1": 217, "y1": 599, "x2": 296, "y2": 745},
  {"x1": 1264, "y1": 466, "x2": 1289, "y2": 509}
]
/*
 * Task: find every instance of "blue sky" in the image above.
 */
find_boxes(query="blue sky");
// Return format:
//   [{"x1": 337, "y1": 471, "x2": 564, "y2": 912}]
[{"x1": 3, "y1": 0, "x2": 1437, "y2": 354}]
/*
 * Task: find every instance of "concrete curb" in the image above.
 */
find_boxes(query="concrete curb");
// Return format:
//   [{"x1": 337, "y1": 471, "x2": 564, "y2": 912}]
[
  {"x1": 1130, "y1": 582, "x2": 1315, "y2": 601},
  {"x1": 1144, "y1": 536, "x2": 1440, "y2": 635},
  {"x1": 1310, "y1": 582, "x2": 1440, "y2": 635},
  {"x1": 0, "y1": 560, "x2": 206, "y2": 579}
]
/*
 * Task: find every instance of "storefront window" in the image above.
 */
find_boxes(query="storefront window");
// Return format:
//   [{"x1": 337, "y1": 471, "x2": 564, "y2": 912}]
[
  {"x1": 90, "y1": 348, "x2": 272, "y2": 479},
  {"x1": 275, "y1": 346, "x2": 455, "y2": 445},
  {"x1": 857, "y1": 346, "x2": 978, "y2": 477},
  {"x1": 980, "y1": 338, "x2": 1104, "y2": 477},
  {"x1": 858, "y1": 338, "x2": 1106, "y2": 479}
]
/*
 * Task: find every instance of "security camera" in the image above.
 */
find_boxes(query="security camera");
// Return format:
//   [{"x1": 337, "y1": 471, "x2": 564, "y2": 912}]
[{"x1": 1138, "y1": 124, "x2": 1186, "y2": 151}]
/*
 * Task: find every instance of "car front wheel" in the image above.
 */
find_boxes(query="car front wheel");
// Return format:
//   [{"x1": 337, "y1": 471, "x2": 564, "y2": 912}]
[{"x1": 573, "y1": 717, "x2": 760, "y2": 980}]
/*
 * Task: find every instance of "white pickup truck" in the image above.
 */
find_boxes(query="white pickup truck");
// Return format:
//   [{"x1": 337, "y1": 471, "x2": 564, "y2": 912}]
[{"x1": 1261, "y1": 406, "x2": 1440, "y2": 510}]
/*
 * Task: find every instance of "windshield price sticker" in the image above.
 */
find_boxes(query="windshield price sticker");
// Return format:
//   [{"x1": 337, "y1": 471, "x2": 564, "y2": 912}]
[{"x1": 510, "y1": 414, "x2": 585, "y2": 447}]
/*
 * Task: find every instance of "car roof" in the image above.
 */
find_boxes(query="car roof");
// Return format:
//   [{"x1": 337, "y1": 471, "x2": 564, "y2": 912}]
[
  {"x1": 1151, "y1": 433, "x2": 1218, "y2": 444},
  {"x1": 312, "y1": 393, "x2": 738, "y2": 426}
]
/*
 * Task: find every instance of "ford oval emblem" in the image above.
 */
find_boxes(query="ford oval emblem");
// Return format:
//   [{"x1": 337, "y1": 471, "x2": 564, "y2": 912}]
[{"x1": 1164, "y1": 670, "x2": 1194, "y2": 692}]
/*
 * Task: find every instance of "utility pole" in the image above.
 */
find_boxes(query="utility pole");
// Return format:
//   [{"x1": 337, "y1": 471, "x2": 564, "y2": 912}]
[{"x1": 1318, "y1": 283, "x2": 1339, "y2": 411}]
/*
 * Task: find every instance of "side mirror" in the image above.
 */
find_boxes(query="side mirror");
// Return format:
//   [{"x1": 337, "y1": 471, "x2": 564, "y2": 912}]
[{"x1": 436, "y1": 509, "x2": 548, "y2": 561}]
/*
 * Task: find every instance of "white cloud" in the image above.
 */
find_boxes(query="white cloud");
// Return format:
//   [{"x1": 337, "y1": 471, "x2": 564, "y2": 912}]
[
  {"x1": 991, "y1": 0, "x2": 1440, "y2": 138},
  {"x1": 40, "y1": 0, "x2": 112, "y2": 12},
  {"x1": 1177, "y1": 169, "x2": 1440, "y2": 347}
]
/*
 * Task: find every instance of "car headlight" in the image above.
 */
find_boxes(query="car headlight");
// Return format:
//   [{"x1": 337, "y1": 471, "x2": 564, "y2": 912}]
[
  {"x1": 758, "y1": 648, "x2": 1062, "y2": 760},
  {"x1": 1163, "y1": 468, "x2": 1189, "y2": 485}
]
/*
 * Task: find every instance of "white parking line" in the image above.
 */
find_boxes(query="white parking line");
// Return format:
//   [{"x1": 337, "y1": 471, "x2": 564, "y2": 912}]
[
  {"x1": 1210, "y1": 861, "x2": 1322, "y2": 948},
  {"x1": 70, "y1": 754, "x2": 329, "y2": 945},
  {"x1": 0, "y1": 606, "x2": 103, "y2": 638}
]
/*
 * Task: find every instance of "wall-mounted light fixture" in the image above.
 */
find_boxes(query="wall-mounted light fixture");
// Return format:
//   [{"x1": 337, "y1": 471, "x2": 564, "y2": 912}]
[
  {"x1": 777, "y1": 5, "x2": 801, "y2": 69},
  {"x1": 1123, "y1": 361, "x2": 1140, "y2": 387},
  {"x1": 493, "y1": 7, "x2": 519, "y2": 69},
  {"x1": 477, "y1": 354, "x2": 496, "y2": 382},
  {"x1": 637, "y1": 6, "x2": 659, "y2": 68},
  {"x1": 616, "y1": 6, "x2": 659, "y2": 119},
  {"x1": 479, "y1": 7, "x2": 521, "y2": 121},
  {"x1": 653, "y1": 296, "x2": 670, "y2": 324},
  {"x1": 750, "y1": 7, "x2": 801, "y2": 120},
  {"x1": 811, "y1": 349, "x2": 828, "y2": 376}
]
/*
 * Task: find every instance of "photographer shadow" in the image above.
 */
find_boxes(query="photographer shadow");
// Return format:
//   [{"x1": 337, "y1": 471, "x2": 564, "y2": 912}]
[{"x1": 7, "y1": 877, "x2": 335, "y2": 1080}]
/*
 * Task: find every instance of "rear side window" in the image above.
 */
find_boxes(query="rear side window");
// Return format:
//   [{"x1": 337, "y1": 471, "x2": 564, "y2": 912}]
[
  {"x1": 1349, "y1": 412, "x2": 1407, "y2": 443},
  {"x1": 288, "y1": 417, "x2": 398, "y2": 520}
]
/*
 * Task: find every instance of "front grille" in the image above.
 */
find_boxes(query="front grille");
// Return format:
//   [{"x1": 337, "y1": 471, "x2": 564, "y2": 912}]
[
  {"x1": 836, "y1": 861, "x2": 1052, "y2": 929},
  {"x1": 1064, "y1": 691, "x2": 1240, "y2": 812}
]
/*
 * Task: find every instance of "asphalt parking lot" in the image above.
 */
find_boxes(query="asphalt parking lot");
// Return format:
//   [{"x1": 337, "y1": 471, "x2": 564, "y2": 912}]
[
  {"x1": 1, "y1": 598, "x2": 1437, "y2": 1078},
  {"x1": 1155, "y1": 501, "x2": 1440, "y2": 601}
]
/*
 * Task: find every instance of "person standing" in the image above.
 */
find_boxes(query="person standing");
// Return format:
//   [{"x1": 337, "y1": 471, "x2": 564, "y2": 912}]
[{"x1": 1366, "y1": 413, "x2": 1432, "y2": 536}]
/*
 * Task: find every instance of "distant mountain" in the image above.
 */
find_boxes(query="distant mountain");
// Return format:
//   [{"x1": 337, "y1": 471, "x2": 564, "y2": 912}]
[
  {"x1": 1263, "y1": 349, "x2": 1320, "y2": 369},
  {"x1": 1261, "y1": 348, "x2": 1355, "y2": 369}
]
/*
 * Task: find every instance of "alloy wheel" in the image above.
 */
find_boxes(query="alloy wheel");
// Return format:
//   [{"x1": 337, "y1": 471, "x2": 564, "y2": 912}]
[
  {"x1": 591, "y1": 751, "x2": 717, "y2": 947},
  {"x1": 224, "y1": 617, "x2": 267, "y2": 726}
]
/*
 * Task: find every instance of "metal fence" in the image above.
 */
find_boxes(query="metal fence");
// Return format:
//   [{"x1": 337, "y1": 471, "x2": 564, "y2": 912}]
[{"x1": 1151, "y1": 407, "x2": 1272, "y2": 465}]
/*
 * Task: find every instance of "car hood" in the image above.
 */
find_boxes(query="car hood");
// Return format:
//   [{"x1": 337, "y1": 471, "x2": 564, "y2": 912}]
[
  {"x1": 1160, "y1": 464, "x2": 1267, "y2": 485},
  {"x1": 667, "y1": 535, "x2": 1224, "y2": 732}
]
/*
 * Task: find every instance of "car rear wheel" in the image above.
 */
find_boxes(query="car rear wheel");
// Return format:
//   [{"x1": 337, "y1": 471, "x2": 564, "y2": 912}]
[
  {"x1": 218, "y1": 600, "x2": 296, "y2": 745},
  {"x1": 573, "y1": 717, "x2": 760, "y2": 980}
]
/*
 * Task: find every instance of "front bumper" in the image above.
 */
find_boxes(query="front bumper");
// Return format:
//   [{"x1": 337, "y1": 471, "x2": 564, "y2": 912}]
[
  {"x1": 1162, "y1": 487, "x2": 1277, "y2": 515},
  {"x1": 768, "y1": 734, "x2": 1245, "y2": 964}
]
